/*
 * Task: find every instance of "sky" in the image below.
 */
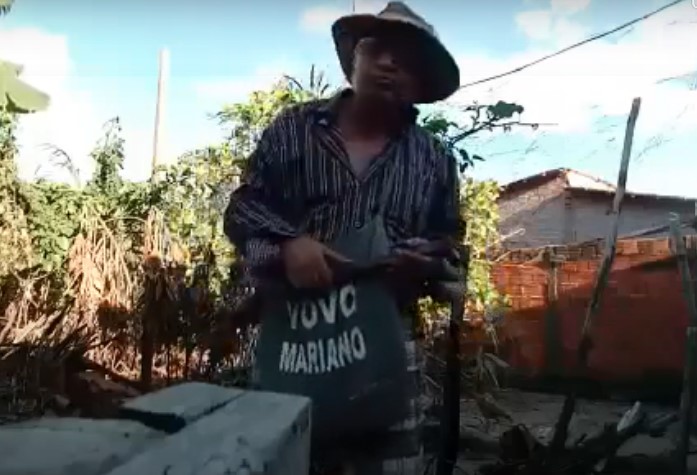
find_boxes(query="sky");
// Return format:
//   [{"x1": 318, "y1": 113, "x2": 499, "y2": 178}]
[{"x1": 0, "y1": 0, "x2": 695, "y2": 196}]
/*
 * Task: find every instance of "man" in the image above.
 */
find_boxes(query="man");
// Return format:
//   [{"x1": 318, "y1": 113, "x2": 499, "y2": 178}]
[{"x1": 224, "y1": 2, "x2": 461, "y2": 473}]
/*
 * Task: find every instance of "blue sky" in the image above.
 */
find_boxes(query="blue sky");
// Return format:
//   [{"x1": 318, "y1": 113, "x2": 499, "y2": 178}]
[{"x1": 1, "y1": 0, "x2": 695, "y2": 196}]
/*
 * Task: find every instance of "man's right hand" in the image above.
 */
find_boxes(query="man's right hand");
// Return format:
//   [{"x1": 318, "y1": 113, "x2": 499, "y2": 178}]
[{"x1": 280, "y1": 236, "x2": 350, "y2": 289}]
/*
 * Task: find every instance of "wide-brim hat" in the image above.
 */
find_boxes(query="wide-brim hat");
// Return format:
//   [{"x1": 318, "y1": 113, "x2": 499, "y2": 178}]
[{"x1": 331, "y1": 1, "x2": 460, "y2": 104}]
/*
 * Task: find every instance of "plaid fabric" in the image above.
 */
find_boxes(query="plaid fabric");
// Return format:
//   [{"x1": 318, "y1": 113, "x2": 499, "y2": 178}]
[
  {"x1": 379, "y1": 331, "x2": 425, "y2": 473},
  {"x1": 250, "y1": 330, "x2": 426, "y2": 473}
]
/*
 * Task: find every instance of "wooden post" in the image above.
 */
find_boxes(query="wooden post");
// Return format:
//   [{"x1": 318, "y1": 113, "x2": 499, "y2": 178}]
[
  {"x1": 669, "y1": 216, "x2": 697, "y2": 474},
  {"x1": 550, "y1": 97, "x2": 642, "y2": 453},
  {"x1": 543, "y1": 249, "x2": 563, "y2": 377},
  {"x1": 151, "y1": 48, "x2": 170, "y2": 179},
  {"x1": 577, "y1": 97, "x2": 641, "y2": 362},
  {"x1": 141, "y1": 48, "x2": 169, "y2": 388}
]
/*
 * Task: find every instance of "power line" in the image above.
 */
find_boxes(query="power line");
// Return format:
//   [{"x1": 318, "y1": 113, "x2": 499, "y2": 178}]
[{"x1": 458, "y1": 0, "x2": 688, "y2": 90}]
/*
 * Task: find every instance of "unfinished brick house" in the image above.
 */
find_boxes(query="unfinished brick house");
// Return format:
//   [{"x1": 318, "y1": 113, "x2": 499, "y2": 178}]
[{"x1": 498, "y1": 168, "x2": 697, "y2": 249}]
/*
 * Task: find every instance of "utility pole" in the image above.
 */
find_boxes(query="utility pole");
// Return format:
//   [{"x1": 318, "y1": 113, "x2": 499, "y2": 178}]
[{"x1": 151, "y1": 48, "x2": 170, "y2": 179}]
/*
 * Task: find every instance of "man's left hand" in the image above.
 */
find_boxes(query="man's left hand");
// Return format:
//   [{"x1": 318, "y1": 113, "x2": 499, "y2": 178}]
[
  {"x1": 388, "y1": 248, "x2": 435, "y2": 278},
  {"x1": 384, "y1": 249, "x2": 436, "y2": 302}
]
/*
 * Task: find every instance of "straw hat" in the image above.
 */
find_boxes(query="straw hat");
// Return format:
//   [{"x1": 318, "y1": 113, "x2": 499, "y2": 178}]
[{"x1": 331, "y1": 1, "x2": 460, "y2": 104}]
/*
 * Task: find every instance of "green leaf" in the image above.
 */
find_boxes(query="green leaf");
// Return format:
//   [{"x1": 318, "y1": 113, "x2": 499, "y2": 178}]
[
  {"x1": 0, "y1": 61, "x2": 50, "y2": 113},
  {"x1": 0, "y1": 0, "x2": 13, "y2": 15}
]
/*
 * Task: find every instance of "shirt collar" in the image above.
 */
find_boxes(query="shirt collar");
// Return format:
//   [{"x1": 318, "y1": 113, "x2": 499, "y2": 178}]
[{"x1": 312, "y1": 88, "x2": 419, "y2": 130}]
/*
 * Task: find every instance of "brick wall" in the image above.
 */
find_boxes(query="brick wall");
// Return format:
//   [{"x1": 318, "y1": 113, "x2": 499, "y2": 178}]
[{"x1": 492, "y1": 237, "x2": 696, "y2": 384}]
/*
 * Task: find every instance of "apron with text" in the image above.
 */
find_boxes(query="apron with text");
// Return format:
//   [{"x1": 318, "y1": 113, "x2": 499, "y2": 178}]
[{"x1": 254, "y1": 160, "x2": 412, "y2": 443}]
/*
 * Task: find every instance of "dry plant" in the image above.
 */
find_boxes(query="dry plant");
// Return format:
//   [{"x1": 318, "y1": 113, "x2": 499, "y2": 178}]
[
  {"x1": 68, "y1": 220, "x2": 134, "y2": 322},
  {"x1": 0, "y1": 273, "x2": 96, "y2": 423},
  {"x1": 139, "y1": 207, "x2": 188, "y2": 386},
  {"x1": 63, "y1": 211, "x2": 141, "y2": 376}
]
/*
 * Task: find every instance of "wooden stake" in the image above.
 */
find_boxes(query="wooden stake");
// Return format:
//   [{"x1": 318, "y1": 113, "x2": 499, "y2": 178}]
[
  {"x1": 670, "y1": 216, "x2": 697, "y2": 474},
  {"x1": 550, "y1": 97, "x2": 642, "y2": 453},
  {"x1": 151, "y1": 48, "x2": 170, "y2": 179}
]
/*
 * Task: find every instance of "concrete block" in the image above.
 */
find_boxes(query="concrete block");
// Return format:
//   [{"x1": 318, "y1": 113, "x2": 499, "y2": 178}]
[
  {"x1": 0, "y1": 418, "x2": 164, "y2": 475},
  {"x1": 106, "y1": 390, "x2": 312, "y2": 475},
  {"x1": 118, "y1": 382, "x2": 244, "y2": 433}
]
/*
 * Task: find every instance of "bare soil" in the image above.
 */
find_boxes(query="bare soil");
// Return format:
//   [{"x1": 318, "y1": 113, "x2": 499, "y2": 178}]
[{"x1": 456, "y1": 389, "x2": 696, "y2": 474}]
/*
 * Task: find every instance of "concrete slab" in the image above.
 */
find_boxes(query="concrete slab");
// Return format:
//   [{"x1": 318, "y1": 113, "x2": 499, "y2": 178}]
[
  {"x1": 118, "y1": 382, "x2": 244, "y2": 433},
  {"x1": 106, "y1": 390, "x2": 312, "y2": 475},
  {"x1": 0, "y1": 418, "x2": 164, "y2": 475}
]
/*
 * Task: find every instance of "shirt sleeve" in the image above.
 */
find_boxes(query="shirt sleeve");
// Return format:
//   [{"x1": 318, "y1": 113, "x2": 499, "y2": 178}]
[
  {"x1": 223, "y1": 113, "x2": 300, "y2": 254},
  {"x1": 426, "y1": 149, "x2": 462, "y2": 241}
]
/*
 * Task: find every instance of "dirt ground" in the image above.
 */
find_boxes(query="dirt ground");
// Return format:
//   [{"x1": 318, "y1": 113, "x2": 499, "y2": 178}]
[{"x1": 455, "y1": 389, "x2": 696, "y2": 474}]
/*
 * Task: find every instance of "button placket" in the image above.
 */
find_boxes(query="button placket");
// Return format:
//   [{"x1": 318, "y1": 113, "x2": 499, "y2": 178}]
[{"x1": 353, "y1": 182, "x2": 364, "y2": 229}]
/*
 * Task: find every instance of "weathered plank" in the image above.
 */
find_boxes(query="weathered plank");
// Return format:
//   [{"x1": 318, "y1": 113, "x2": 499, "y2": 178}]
[
  {"x1": 118, "y1": 382, "x2": 244, "y2": 433},
  {"x1": 550, "y1": 97, "x2": 642, "y2": 454},
  {"x1": 106, "y1": 389, "x2": 311, "y2": 475},
  {"x1": 0, "y1": 418, "x2": 163, "y2": 475},
  {"x1": 669, "y1": 217, "x2": 697, "y2": 474}
]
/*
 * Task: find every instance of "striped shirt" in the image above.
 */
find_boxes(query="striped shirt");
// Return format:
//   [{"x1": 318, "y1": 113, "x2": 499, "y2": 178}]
[
  {"x1": 224, "y1": 89, "x2": 458, "y2": 467},
  {"x1": 223, "y1": 88, "x2": 460, "y2": 276}
]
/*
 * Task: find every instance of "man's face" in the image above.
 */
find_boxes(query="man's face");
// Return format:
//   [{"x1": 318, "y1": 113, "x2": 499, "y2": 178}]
[{"x1": 351, "y1": 34, "x2": 421, "y2": 105}]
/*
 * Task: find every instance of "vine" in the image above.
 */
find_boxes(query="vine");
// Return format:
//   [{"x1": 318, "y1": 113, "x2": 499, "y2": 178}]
[{"x1": 420, "y1": 105, "x2": 526, "y2": 318}]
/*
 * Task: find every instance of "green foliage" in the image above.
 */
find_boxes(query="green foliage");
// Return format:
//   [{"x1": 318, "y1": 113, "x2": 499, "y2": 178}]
[
  {"x1": 3, "y1": 65, "x2": 515, "y2": 314},
  {"x1": 88, "y1": 118, "x2": 125, "y2": 195},
  {"x1": 0, "y1": 110, "x2": 33, "y2": 276},
  {"x1": 0, "y1": 62, "x2": 534, "y2": 390},
  {"x1": 214, "y1": 74, "x2": 335, "y2": 160},
  {"x1": 420, "y1": 113, "x2": 484, "y2": 172},
  {"x1": 16, "y1": 117, "x2": 148, "y2": 275},
  {"x1": 421, "y1": 100, "x2": 528, "y2": 172},
  {"x1": 283, "y1": 65, "x2": 338, "y2": 102},
  {"x1": 24, "y1": 182, "x2": 83, "y2": 270},
  {"x1": 152, "y1": 70, "x2": 342, "y2": 292},
  {"x1": 1, "y1": 65, "x2": 520, "y2": 362},
  {"x1": 155, "y1": 144, "x2": 238, "y2": 291},
  {"x1": 419, "y1": 112, "x2": 509, "y2": 314},
  {"x1": 461, "y1": 178, "x2": 505, "y2": 313}
]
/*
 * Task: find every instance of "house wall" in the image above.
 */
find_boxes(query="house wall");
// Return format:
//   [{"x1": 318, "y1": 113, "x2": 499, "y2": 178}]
[
  {"x1": 499, "y1": 184, "x2": 696, "y2": 248},
  {"x1": 491, "y1": 237, "x2": 696, "y2": 384},
  {"x1": 568, "y1": 192, "x2": 696, "y2": 242},
  {"x1": 498, "y1": 177, "x2": 570, "y2": 248}
]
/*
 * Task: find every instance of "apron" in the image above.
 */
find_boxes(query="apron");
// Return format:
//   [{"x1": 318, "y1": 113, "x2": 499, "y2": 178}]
[{"x1": 253, "y1": 160, "x2": 412, "y2": 447}]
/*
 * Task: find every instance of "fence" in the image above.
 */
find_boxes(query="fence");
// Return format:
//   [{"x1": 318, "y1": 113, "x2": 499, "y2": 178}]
[{"x1": 491, "y1": 236, "x2": 696, "y2": 388}]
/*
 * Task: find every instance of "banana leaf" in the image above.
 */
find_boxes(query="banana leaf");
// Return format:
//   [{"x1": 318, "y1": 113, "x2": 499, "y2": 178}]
[
  {"x1": 0, "y1": 60, "x2": 50, "y2": 113},
  {"x1": 0, "y1": 0, "x2": 13, "y2": 15}
]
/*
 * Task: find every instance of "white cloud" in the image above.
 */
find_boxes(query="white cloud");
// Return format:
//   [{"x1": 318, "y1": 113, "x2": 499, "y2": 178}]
[
  {"x1": 0, "y1": 27, "x2": 103, "y2": 183},
  {"x1": 553, "y1": 16, "x2": 588, "y2": 44},
  {"x1": 452, "y1": 1, "x2": 697, "y2": 138},
  {"x1": 550, "y1": 0, "x2": 591, "y2": 15},
  {"x1": 193, "y1": 60, "x2": 300, "y2": 104},
  {"x1": 516, "y1": 0, "x2": 589, "y2": 45},
  {"x1": 299, "y1": 0, "x2": 383, "y2": 34},
  {"x1": 300, "y1": 5, "x2": 345, "y2": 34},
  {"x1": 515, "y1": 10, "x2": 553, "y2": 40}
]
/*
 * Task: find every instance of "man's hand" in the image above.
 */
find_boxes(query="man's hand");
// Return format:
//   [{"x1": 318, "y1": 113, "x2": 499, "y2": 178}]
[
  {"x1": 385, "y1": 249, "x2": 435, "y2": 301},
  {"x1": 280, "y1": 236, "x2": 350, "y2": 289},
  {"x1": 389, "y1": 248, "x2": 434, "y2": 278}
]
